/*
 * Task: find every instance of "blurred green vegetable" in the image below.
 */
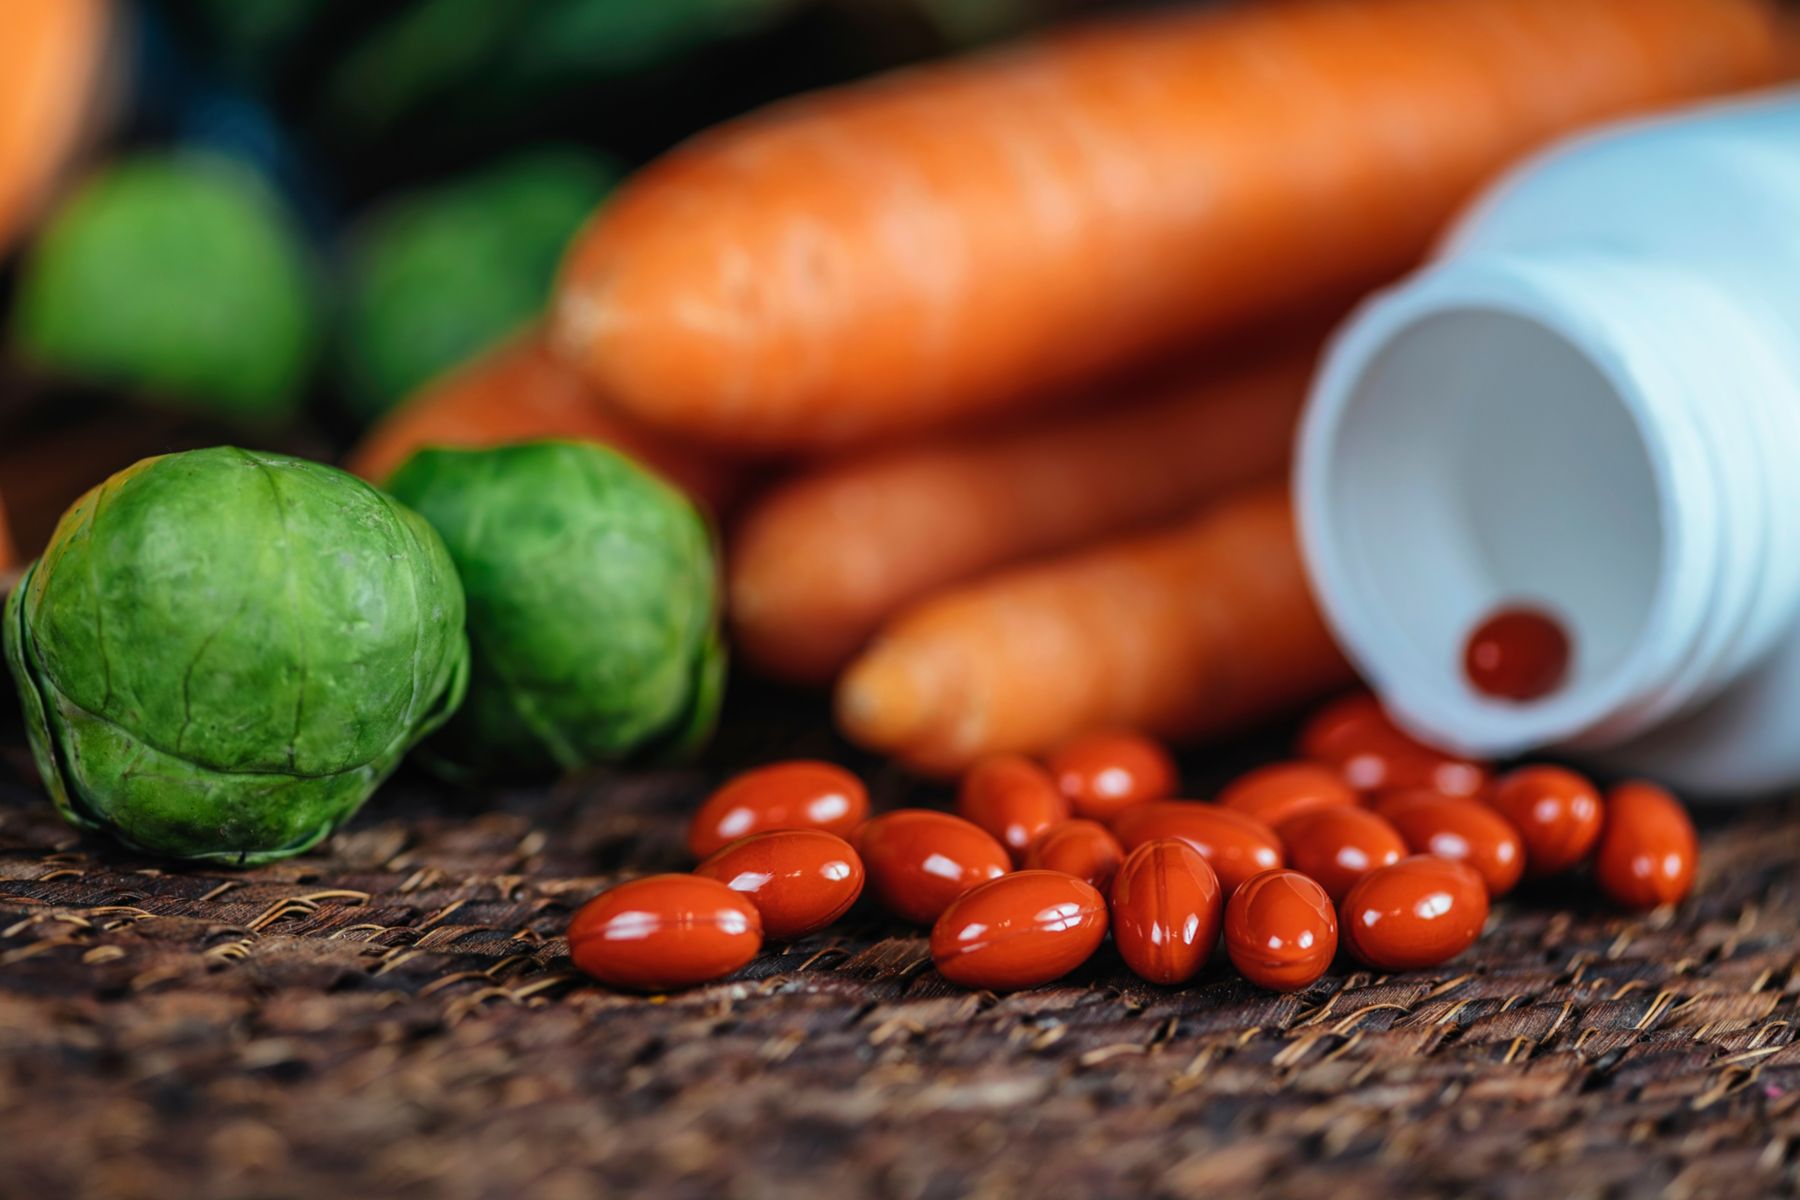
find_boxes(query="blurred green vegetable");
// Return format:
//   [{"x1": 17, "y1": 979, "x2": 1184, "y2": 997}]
[
  {"x1": 10, "y1": 153, "x2": 321, "y2": 421},
  {"x1": 340, "y1": 146, "x2": 620, "y2": 421},
  {"x1": 385, "y1": 441, "x2": 723, "y2": 776},
  {"x1": 323, "y1": 0, "x2": 794, "y2": 139},
  {"x1": 4, "y1": 448, "x2": 469, "y2": 864}
]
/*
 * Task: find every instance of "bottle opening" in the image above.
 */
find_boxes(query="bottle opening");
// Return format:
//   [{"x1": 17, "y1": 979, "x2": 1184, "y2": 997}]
[{"x1": 1300, "y1": 303, "x2": 1669, "y2": 755}]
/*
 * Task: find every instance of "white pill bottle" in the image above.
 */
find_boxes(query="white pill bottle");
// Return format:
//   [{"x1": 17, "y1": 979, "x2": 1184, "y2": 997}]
[{"x1": 1296, "y1": 90, "x2": 1800, "y2": 798}]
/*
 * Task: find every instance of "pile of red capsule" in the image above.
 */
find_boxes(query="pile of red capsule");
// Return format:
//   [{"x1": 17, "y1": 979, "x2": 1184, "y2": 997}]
[{"x1": 567, "y1": 693, "x2": 1700, "y2": 994}]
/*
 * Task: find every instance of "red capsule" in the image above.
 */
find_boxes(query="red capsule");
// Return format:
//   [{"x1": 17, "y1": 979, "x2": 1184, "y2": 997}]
[
  {"x1": 1275, "y1": 805, "x2": 1406, "y2": 904},
  {"x1": 1024, "y1": 819, "x2": 1126, "y2": 893},
  {"x1": 1463, "y1": 604, "x2": 1571, "y2": 703},
  {"x1": 693, "y1": 829, "x2": 864, "y2": 939},
  {"x1": 1110, "y1": 801, "x2": 1283, "y2": 895},
  {"x1": 1300, "y1": 693, "x2": 1488, "y2": 798},
  {"x1": 1224, "y1": 869, "x2": 1338, "y2": 992},
  {"x1": 855, "y1": 809, "x2": 1010, "y2": 924},
  {"x1": 1046, "y1": 729, "x2": 1177, "y2": 822},
  {"x1": 568, "y1": 874, "x2": 763, "y2": 991},
  {"x1": 1594, "y1": 780, "x2": 1698, "y2": 910},
  {"x1": 1340, "y1": 856, "x2": 1489, "y2": 972},
  {"x1": 1109, "y1": 839, "x2": 1223, "y2": 985},
  {"x1": 1487, "y1": 765, "x2": 1603, "y2": 876},
  {"x1": 931, "y1": 870, "x2": 1108, "y2": 991},
  {"x1": 1219, "y1": 761, "x2": 1358, "y2": 827},
  {"x1": 688, "y1": 761, "x2": 869, "y2": 859},
  {"x1": 957, "y1": 754, "x2": 1071, "y2": 864},
  {"x1": 1373, "y1": 790, "x2": 1525, "y2": 898}
]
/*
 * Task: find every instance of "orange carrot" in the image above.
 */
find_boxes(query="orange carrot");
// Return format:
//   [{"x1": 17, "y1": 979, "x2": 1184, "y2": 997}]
[
  {"x1": 836, "y1": 484, "x2": 1352, "y2": 776},
  {"x1": 553, "y1": 0, "x2": 1786, "y2": 452},
  {"x1": 0, "y1": 0, "x2": 108, "y2": 253},
  {"x1": 730, "y1": 346, "x2": 1315, "y2": 685},
  {"x1": 345, "y1": 330, "x2": 743, "y2": 513}
]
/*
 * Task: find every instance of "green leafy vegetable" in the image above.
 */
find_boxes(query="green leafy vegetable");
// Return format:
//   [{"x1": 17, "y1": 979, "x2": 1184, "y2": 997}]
[
  {"x1": 340, "y1": 146, "x2": 621, "y2": 420},
  {"x1": 3, "y1": 448, "x2": 469, "y2": 864},
  {"x1": 384, "y1": 440, "x2": 722, "y2": 776},
  {"x1": 11, "y1": 153, "x2": 321, "y2": 422}
]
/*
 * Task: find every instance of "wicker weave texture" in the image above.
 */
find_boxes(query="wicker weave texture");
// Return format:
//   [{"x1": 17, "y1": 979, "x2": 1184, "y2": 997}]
[{"x1": 1, "y1": 727, "x2": 1797, "y2": 1200}]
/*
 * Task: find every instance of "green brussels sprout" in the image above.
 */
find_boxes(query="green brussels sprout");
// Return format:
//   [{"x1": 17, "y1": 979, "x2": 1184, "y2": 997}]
[
  {"x1": 3, "y1": 448, "x2": 469, "y2": 864},
  {"x1": 339, "y1": 146, "x2": 620, "y2": 421},
  {"x1": 10, "y1": 153, "x2": 321, "y2": 422},
  {"x1": 384, "y1": 440, "x2": 722, "y2": 775}
]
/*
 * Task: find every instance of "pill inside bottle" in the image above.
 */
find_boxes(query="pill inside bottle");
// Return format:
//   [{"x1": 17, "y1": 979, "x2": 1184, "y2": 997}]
[{"x1": 1462, "y1": 605, "x2": 1570, "y2": 702}]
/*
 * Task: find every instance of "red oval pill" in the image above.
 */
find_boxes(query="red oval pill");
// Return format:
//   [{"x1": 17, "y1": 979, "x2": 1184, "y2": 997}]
[
  {"x1": 568, "y1": 874, "x2": 763, "y2": 991},
  {"x1": 1374, "y1": 790, "x2": 1525, "y2": 898},
  {"x1": 1275, "y1": 805, "x2": 1406, "y2": 904},
  {"x1": 1463, "y1": 604, "x2": 1570, "y2": 702},
  {"x1": 1487, "y1": 765, "x2": 1603, "y2": 877},
  {"x1": 694, "y1": 829, "x2": 864, "y2": 939},
  {"x1": 957, "y1": 754, "x2": 1070, "y2": 865},
  {"x1": 931, "y1": 870, "x2": 1108, "y2": 991},
  {"x1": 1594, "y1": 780, "x2": 1698, "y2": 911},
  {"x1": 1224, "y1": 869, "x2": 1338, "y2": 992},
  {"x1": 1219, "y1": 761, "x2": 1357, "y2": 828},
  {"x1": 1340, "y1": 856, "x2": 1489, "y2": 972},
  {"x1": 1300, "y1": 693, "x2": 1488, "y2": 798},
  {"x1": 1047, "y1": 729, "x2": 1177, "y2": 822},
  {"x1": 1109, "y1": 839, "x2": 1223, "y2": 985},
  {"x1": 1024, "y1": 819, "x2": 1125, "y2": 893},
  {"x1": 687, "y1": 761, "x2": 869, "y2": 859},
  {"x1": 1111, "y1": 801, "x2": 1283, "y2": 895},
  {"x1": 856, "y1": 809, "x2": 1010, "y2": 924}
]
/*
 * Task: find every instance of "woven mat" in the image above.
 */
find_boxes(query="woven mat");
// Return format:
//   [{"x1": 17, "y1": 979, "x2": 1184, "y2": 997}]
[{"x1": 1, "y1": 694, "x2": 1797, "y2": 1200}]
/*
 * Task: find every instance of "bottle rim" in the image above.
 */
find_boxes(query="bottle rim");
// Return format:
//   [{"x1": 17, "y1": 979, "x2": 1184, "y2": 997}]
[{"x1": 1296, "y1": 249, "x2": 1795, "y2": 758}]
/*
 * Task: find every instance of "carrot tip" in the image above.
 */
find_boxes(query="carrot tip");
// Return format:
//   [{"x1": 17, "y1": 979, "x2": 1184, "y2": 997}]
[{"x1": 836, "y1": 647, "x2": 937, "y2": 751}]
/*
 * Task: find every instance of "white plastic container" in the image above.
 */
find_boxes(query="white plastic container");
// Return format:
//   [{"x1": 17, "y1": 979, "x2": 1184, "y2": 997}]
[{"x1": 1296, "y1": 90, "x2": 1800, "y2": 798}]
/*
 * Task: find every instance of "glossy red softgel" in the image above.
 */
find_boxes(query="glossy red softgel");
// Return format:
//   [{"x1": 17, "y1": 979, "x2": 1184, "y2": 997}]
[
  {"x1": 687, "y1": 761, "x2": 869, "y2": 858},
  {"x1": 1111, "y1": 801, "x2": 1283, "y2": 895},
  {"x1": 957, "y1": 754, "x2": 1070, "y2": 864},
  {"x1": 1299, "y1": 693, "x2": 1488, "y2": 798},
  {"x1": 931, "y1": 870, "x2": 1108, "y2": 990},
  {"x1": 1463, "y1": 604, "x2": 1571, "y2": 702},
  {"x1": 1594, "y1": 780, "x2": 1698, "y2": 910},
  {"x1": 1225, "y1": 869, "x2": 1338, "y2": 992},
  {"x1": 1276, "y1": 805, "x2": 1406, "y2": 904},
  {"x1": 1024, "y1": 819, "x2": 1125, "y2": 893},
  {"x1": 1047, "y1": 729, "x2": 1177, "y2": 822},
  {"x1": 694, "y1": 829, "x2": 865, "y2": 939},
  {"x1": 1110, "y1": 839, "x2": 1222, "y2": 985},
  {"x1": 1340, "y1": 856, "x2": 1488, "y2": 972},
  {"x1": 856, "y1": 809, "x2": 1010, "y2": 924},
  {"x1": 568, "y1": 875, "x2": 763, "y2": 991},
  {"x1": 1374, "y1": 790, "x2": 1524, "y2": 898},
  {"x1": 1488, "y1": 764, "x2": 1603, "y2": 877},
  {"x1": 1219, "y1": 761, "x2": 1357, "y2": 828}
]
